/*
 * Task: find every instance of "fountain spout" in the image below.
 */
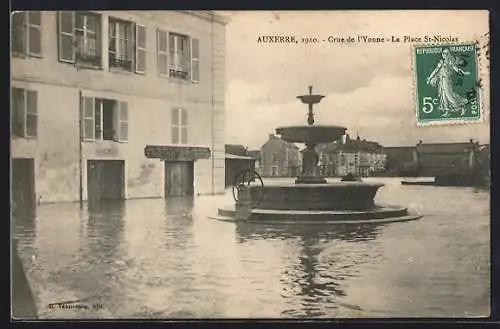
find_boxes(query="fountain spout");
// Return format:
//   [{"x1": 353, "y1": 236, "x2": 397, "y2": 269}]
[{"x1": 296, "y1": 85, "x2": 325, "y2": 126}]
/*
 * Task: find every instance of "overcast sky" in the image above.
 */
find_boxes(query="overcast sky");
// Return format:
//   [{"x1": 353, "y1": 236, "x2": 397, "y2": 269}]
[{"x1": 220, "y1": 10, "x2": 490, "y2": 149}]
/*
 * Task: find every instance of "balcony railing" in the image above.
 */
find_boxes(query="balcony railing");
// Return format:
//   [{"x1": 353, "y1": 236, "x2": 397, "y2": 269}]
[
  {"x1": 75, "y1": 51, "x2": 101, "y2": 67},
  {"x1": 109, "y1": 55, "x2": 133, "y2": 71},
  {"x1": 169, "y1": 69, "x2": 188, "y2": 80}
]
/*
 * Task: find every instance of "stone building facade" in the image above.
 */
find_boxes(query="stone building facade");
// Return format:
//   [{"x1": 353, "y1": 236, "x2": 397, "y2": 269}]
[
  {"x1": 318, "y1": 135, "x2": 385, "y2": 177},
  {"x1": 11, "y1": 11, "x2": 229, "y2": 207},
  {"x1": 260, "y1": 134, "x2": 301, "y2": 177}
]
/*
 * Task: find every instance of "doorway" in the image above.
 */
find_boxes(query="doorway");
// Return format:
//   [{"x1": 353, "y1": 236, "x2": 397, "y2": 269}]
[
  {"x1": 11, "y1": 158, "x2": 36, "y2": 216},
  {"x1": 87, "y1": 160, "x2": 125, "y2": 202},
  {"x1": 164, "y1": 161, "x2": 194, "y2": 197}
]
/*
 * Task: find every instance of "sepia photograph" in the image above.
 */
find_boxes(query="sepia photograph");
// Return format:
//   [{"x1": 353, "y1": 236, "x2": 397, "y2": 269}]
[{"x1": 11, "y1": 10, "x2": 490, "y2": 319}]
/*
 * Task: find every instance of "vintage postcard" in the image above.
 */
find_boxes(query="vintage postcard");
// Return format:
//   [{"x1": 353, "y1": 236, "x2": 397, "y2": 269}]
[{"x1": 11, "y1": 10, "x2": 490, "y2": 320}]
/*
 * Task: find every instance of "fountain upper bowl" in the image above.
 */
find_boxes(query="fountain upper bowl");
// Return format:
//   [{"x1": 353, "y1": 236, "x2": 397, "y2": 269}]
[
  {"x1": 296, "y1": 94, "x2": 325, "y2": 104},
  {"x1": 276, "y1": 125, "x2": 347, "y2": 144}
]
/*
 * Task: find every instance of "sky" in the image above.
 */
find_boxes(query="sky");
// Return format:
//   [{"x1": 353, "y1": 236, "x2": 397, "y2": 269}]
[{"x1": 220, "y1": 10, "x2": 490, "y2": 149}]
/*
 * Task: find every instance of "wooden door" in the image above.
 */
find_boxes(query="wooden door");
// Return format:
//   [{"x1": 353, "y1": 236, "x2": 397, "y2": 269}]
[
  {"x1": 87, "y1": 160, "x2": 102, "y2": 202},
  {"x1": 11, "y1": 158, "x2": 36, "y2": 216},
  {"x1": 102, "y1": 160, "x2": 124, "y2": 200},
  {"x1": 165, "y1": 161, "x2": 194, "y2": 197}
]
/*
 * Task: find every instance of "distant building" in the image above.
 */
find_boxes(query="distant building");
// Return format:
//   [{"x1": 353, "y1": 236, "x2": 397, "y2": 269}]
[
  {"x1": 336, "y1": 135, "x2": 385, "y2": 177},
  {"x1": 415, "y1": 140, "x2": 480, "y2": 177},
  {"x1": 260, "y1": 134, "x2": 300, "y2": 177},
  {"x1": 247, "y1": 150, "x2": 262, "y2": 175},
  {"x1": 317, "y1": 142, "x2": 341, "y2": 176},
  {"x1": 224, "y1": 144, "x2": 255, "y2": 187},
  {"x1": 383, "y1": 146, "x2": 418, "y2": 176}
]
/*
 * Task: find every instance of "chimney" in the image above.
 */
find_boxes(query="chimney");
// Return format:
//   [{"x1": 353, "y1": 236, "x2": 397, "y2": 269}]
[{"x1": 269, "y1": 133, "x2": 275, "y2": 140}]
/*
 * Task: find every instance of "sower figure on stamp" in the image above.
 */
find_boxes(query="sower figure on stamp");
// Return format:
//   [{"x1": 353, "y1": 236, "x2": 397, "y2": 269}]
[{"x1": 426, "y1": 49, "x2": 471, "y2": 117}]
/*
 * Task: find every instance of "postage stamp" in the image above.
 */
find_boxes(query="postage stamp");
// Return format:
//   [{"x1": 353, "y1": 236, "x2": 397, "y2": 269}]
[{"x1": 413, "y1": 43, "x2": 482, "y2": 126}]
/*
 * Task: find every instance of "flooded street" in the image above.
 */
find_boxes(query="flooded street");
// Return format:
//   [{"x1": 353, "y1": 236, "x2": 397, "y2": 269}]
[{"x1": 12, "y1": 178, "x2": 490, "y2": 319}]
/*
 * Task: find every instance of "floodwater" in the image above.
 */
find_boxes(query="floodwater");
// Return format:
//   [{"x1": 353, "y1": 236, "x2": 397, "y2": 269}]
[{"x1": 12, "y1": 178, "x2": 490, "y2": 319}]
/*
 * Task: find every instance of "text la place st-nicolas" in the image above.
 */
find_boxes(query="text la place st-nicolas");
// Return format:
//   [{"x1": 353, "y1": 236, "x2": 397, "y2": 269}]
[{"x1": 256, "y1": 35, "x2": 459, "y2": 44}]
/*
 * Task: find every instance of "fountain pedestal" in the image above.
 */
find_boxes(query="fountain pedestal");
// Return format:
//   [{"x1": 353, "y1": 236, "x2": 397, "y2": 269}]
[{"x1": 295, "y1": 144, "x2": 326, "y2": 184}]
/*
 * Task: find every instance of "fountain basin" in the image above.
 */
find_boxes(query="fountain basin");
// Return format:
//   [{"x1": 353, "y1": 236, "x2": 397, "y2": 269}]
[
  {"x1": 212, "y1": 205, "x2": 422, "y2": 225},
  {"x1": 276, "y1": 125, "x2": 347, "y2": 144},
  {"x1": 246, "y1": 182, "x2": 384, "y2": 211}
]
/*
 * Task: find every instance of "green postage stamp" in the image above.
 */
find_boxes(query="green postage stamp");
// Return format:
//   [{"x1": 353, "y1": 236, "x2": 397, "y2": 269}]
[{"x1": 413, "y1": 43, "x2": 482, "y2": 125}]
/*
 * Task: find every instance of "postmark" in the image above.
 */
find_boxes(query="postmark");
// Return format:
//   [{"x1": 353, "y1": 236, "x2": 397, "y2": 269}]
[{"x1": 413, "y1": 43, "x2": 482, "y2": 126}]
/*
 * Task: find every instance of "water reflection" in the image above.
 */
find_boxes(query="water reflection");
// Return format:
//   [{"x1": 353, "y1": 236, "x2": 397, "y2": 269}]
[
  {"x1": 235, "y1": 223, "x2": 383, "y2": 317},
  {"x1": 165, "y1": 196, "x2": 195, "y2": 217},
  {"x1": 235, "y1": 223, "x2": 381, "y2": 243},
  {"x1": 72, "y1": 201, "x2": 127, "y2": 307},
  {"x1": 12, "y1": 207, "x2": 37, "y2": 240}
]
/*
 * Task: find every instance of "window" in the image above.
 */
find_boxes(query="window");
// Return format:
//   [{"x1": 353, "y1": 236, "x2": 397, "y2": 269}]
[
  {"x1": 108, "y1": 18, "x2": 133, "y2": 71},
  {"x1": 108, "y1": 17, "x2": 146, "y2": 73},
  {"x1": 82, "y1": 97, "x2": 128, "y2": 142},
  {"x1": 58, "y1": 11, "x2": 101, "y2": 67},
  {"x1": 169, "y1": 33, "x2": 189, "y2": 79},
  {"x1": 271, "y1": 166, "x2": 278, "y2": 176},
  {"x1": 11, "y1": 88, "x2": 37, "y2": 138},
  {"x1": 171, "y1": 108, "x2": 187, "y2": 145},
  {"x1": 11, "y1": 11, "x2": 42, "y2": 57},
  {"x1": 157, "y1": 31, "x2": 199, "y2": 81},
  {"x1": 271, "y1": 152, "x2": 278, "y2": 164}
]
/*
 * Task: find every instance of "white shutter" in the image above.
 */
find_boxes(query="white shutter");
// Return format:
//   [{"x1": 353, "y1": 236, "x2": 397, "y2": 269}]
[
  {"x1": 82, "y1": 97, "x2": 95, "y2": 140},
  {"x1": 118, "y1": 101, "x2": 128, "y2": 142},
  {"x1": 157, "y1": 29, "x2": 169, "y2": 76},
  {"x1": 190, "y1": 38, "x2": 199, "y2": 82},
  {"x1": 135, "y1": 24, "x2": 146, "y2": 74},
  {"x1": 58, "y1": 11, "x2": 75, "y2": 63},
  {"x1": 27, "y1": 11, "x2": 42, "y2": 57},
  {"x1": 25, "y1": 90, "x2": 38, "y2": 137},
  {"x1": 11, "y1": 12, "x2": 27, "y2": 55}
]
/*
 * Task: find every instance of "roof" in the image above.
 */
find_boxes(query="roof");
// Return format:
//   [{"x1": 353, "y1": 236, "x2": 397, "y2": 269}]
[
  {"x1": 247, "y1": 150, "x2": 261, "y2": 160},
  {"x1": 316, "y1": 142, "x2": 341, "y2": 152},
  {"x1": 225, "y1": 153, "x2": 254, "y2": 160},
  {"x1": 225, "y1": 144, "x2": 248, "y2": 156},
  {"x1": 183, "y1": 11, "x2": 231, "y2": 25},
  {"x1": 261, "y1": 135, "x2": 299, "y2": 151},
  {"x1": 416, "y1": 142, "x2": 479, "y2": 154},
  {"x1": 384, "y1": 146, "x2": 416, "y2": 150},
  {"x1": 342, "y1": 138, "x2": 383, "y2": 153}
]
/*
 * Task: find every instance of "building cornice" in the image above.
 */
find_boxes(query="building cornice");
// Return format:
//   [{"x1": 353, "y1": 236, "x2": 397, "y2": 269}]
[{"x1": 180, "y1": 10, "x2": 231, "y2": 25}]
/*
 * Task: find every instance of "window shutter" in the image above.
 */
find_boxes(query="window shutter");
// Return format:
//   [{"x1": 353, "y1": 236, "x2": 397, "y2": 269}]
[
  {"x1": 11, "y1": 12, "x2": 26, "y2": 54},
  {"x1": 171, "y1": 108, "x2": 179, "y2": 144},
  {"x1": 26, "y1": 90, "x2": 38, "y2": 137},
  {"x1": 135, "y1": 24, "x2": 146, "y2": 74},
  {"x1": 190, "y1": 38, "x2": 199, "y2": 82},
  {"x1": 127, "y1": 24, "x2": 135, "y2": 68},
  {"x1": 27, "y1": 11, "x2": 42, "y2": 57},
  {"x1": 181, "y1": 108, "x2": 188, "y2": 144},
  {"x1": 11, "y1": 88, "x2": 25, "y2": 137},
  {"x1": 180, "y1": 108, "x2": 187, "y2": 126},
  {"x1": 82, "y1": 97, "x2": 95, "y2": 140},
  {"x1": 58, "y1": 11, "x2": 75, "y2": 63},
  {"x1": 171, "y1": 108, "x2": 179, "y2": 126},
  {"x1": 118, "y1": 102, "x2": 128, "y2": 142},
  {"x1": 157, "y1": 29, "x2": 169, "y2": 76}
]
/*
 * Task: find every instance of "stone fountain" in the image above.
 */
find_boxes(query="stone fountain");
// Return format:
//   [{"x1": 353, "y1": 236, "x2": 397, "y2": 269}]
[{"x1": 213, "y1": 86, "x2": 422, "y2": 225}]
